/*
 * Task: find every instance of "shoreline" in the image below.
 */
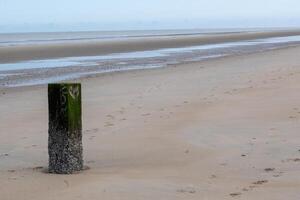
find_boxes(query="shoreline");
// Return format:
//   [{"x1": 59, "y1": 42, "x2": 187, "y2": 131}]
[
  {"x1": 1, "y1": 29, "x2": 300, "y2": 63},
  {"x1": 1, "y1": 45, "x2": 300, "y2": 89},
  {"x1": 1, "y1": 33, "x2": 300, "y2": 88}
]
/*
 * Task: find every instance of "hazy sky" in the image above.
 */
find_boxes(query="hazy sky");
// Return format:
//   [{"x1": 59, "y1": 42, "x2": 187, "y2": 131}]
[{"x1": 1, "y1": 0, "x2": 300, "y2": 32}]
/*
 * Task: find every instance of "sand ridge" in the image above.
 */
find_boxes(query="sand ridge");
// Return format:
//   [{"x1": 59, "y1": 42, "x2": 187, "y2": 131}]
[{"x1": 1, "y1": 29, "x2": 300, "y2": 63}]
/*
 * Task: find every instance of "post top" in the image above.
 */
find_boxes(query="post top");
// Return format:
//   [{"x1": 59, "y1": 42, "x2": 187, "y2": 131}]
[{"x1": 48, "y1": 83, "x2": 81, "y2": 86}]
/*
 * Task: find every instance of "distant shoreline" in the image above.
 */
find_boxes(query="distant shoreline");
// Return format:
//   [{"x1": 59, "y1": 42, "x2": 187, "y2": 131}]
[{"x1": 1, "y1": 29, "x2": 300, "y2": 63}]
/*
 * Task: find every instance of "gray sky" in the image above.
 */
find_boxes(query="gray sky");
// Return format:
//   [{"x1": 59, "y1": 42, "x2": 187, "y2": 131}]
[{"x1": 1, "y1": 0, "x2": 300, "y2": 32}]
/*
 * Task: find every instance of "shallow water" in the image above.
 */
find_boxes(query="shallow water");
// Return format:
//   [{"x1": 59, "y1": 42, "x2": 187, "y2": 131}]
[
  {"x1": 1, "y1": 35, "x2": 300, "y2": 71},
  {"x1": 1, "y1": 34, "x2": 300, "y2": 87}
]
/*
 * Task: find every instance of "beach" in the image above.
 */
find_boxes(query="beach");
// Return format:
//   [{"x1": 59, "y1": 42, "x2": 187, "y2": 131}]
[{"x1": 1, "y1": 41, "x2": 300, "y2": 199}]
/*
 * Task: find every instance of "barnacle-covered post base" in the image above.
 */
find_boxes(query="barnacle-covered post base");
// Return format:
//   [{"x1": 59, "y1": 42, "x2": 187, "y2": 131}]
[{"x1": 48, "y1": 83, "x2": 83, "y2": 174}]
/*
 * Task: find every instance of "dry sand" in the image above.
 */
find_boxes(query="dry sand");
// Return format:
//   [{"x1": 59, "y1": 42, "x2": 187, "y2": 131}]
[
  {"x1": 1, "y1": 45, "x2": 300, "y2": 199},
  {"x1": 1, "y1": 29, "x2": 300, "y2": 63}
]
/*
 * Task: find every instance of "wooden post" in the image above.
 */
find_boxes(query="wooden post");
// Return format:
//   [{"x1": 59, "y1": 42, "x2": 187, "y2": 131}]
[{"x1": 48, "y1": 83, "x2": 83, "y2": 174}]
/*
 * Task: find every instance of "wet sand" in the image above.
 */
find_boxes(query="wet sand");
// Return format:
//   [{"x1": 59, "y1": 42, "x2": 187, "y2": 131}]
[
  {"x1": 1, "y1": 29, "x2": 300, "y2": 63},
  {"x1": 1, "y1": 46, "x2": 300, "y2": 199}
]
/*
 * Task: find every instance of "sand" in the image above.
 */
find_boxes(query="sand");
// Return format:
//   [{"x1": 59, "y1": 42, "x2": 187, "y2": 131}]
[
  {"x1": 1, "y1": 29, "x2": 300, "y2": 63},
  {"x1": 1, "y1": 45, "x2": 300, "y2": 199}
]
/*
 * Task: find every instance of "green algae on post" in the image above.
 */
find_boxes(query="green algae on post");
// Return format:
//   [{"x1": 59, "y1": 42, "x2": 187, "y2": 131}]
[{"x1": 48, "y1": 83, "x2": 83, "y2": 174}]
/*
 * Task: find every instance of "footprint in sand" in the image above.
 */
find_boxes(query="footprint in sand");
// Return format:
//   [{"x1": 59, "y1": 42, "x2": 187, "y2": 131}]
[
  {"x1": 84, "y1": 128, "x2": 99, "y2": 134},
  {"x1": 273, "y1": 171, "x2": 284, "y2": 178},
  {"x1": 64, "y1": 180, "x2": 70, "y2": 187},
  {"x1": 264, "y1": 168, "x2": 275, "y2": 172},
  {"x1": 286, "y1": 158, "x2": 300, "y2": 162},
  {"x1": 89, "y1": 136, "x2": 96, "y2": 140},
  {"x1": 252, "y1": 180, "x2": 268, "y2": 185},
  {"x1": 177, "y1": 187, "x2": 196, "y2": 194},
  {"x1": 229, "y1": 192, "x2": 242, "y2": 197},
  {"x1": 104, "y1": 122, "x2": 114, "y2": 127},
  {"x1": 210, "y1": 174, "x2": 217, "y2": 179},
  {"x1": 32, "y1": 166, "x2": 44, "y2": 171},
  {"x1": 118, "y1": 110, "x2": 125, "y2": 114},
  {"x1": 0, "y1": 153, "x2": 9, "y2": 157},
  {"x1": 240, "y1": 180, "x2": 269, "y2": 193},
  {"x1": 106, "y1": 114, "x2": 115, "y2": 119}
]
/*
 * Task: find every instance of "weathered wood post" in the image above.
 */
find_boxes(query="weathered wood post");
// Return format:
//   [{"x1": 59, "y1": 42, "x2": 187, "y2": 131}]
[{"x1": 48, "y1": 83, "x2": 83, "y2": 174}]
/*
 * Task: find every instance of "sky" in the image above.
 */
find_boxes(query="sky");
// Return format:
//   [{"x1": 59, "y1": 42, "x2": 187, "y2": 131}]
[{"x1": 1, "y1": 0, "x2": 300, "y2": 32}]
